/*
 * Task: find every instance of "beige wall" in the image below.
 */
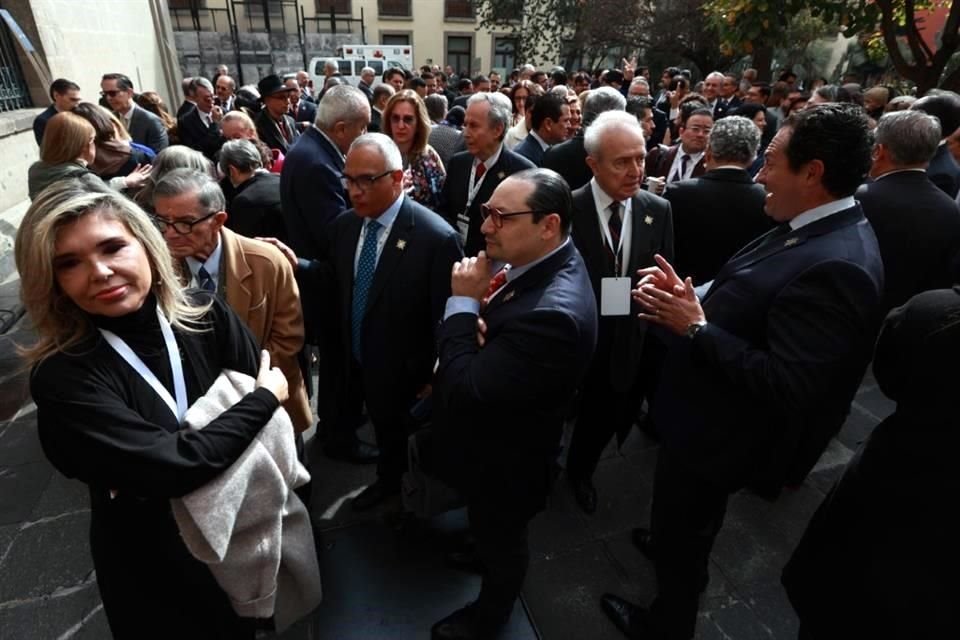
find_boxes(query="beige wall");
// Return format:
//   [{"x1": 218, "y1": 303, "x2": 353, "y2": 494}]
[
  {"x1": 0, "y1": 117, "x2": 40, "y2": 215},
  {"x1": 30, "y1": 0, "x2": 175, "y2": 105}
]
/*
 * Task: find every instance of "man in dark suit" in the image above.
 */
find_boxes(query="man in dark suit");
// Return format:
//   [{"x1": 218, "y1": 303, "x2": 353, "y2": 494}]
[
  {"x1": 33, "y1": 78, "x2": 82, "y2": 145},
  {"x1": 665, "y1": 115, "x2": 772, "y2": 286},
  {"x1": 299, "y1": 133, "x2": 463, "y2": 510},
  {"x1": 439, "y1": 92, "x2": 536, "y2": 256},
  {"x1": 101, "y1": 73, "x2": 169, "y2": 152},
  {"x1": 177, "y1": 77, "x2": 225, "y2": 160},
  {"x1": 369, "y1": 84, "x2": 394, "y2": 133},
  {"x1": 514, "y1": 92, "x2": 571, "y2": 166},
  {"x1": 214, "y1": 74, "x2": 236, "y2": 112},
  {"x1": 602, "y1": 104, "x2": 885, "y2": 639},
  {"x1": 566, "y1": 111, "x2": 674, "y2": 514},
  {"x1": 280, "y1": 84, "x2": 372, "y2": 463},
  {"x1": 431, "y1": 168, "x2": 598, "y2": 640},
  {"x1": 857, "y1": 109, "x2": 960, "y2": 312},
  {"x1": 702, "y1": 72, "x2": 729, "y2": 120},
  {"x1": 720, "y1": 74, "x2": 742, "y2": 113},
  {"x1": 284, "y1": 75, "x2": 317, "y2": 131},
  {"x1": 219, "y1": 139, "x2": 286, "y2": 240},
  {"x1": 645, "y1": 106, "x2": 712, "y2": 187},
  {"x1": 910, "y1": 91, "x2": 960, "y2": 198},
  {"x1": 357, "y1": 67, "x2": 375, "y2": 103},
  {"x1": 255, "y1": 74, "x2": 300, "y2": 154},
  {"x1": 543, "y1": 86, "x2": 627, "y2": 191},
  {"x1": 177, "y1": 76, "x2": 196, "y2": 118}
]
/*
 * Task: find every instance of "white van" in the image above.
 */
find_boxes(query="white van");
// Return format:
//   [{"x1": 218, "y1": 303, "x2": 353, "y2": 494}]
[{"x1": 309, "y1": 44, "x2": 414, "y2": 92}]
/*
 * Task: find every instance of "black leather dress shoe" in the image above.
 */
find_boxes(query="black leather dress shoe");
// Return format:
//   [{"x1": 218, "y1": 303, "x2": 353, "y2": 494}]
[
  {"x1": 569, "y1": 475, "x2": 598, "y2": 514},
  {"x1": 323, "y1": 438, "x2": 379, "y2": 464},
  {"x1": 351, "y1": 480, "x2": 399, "y2": 511},
  {"x1": 444, "y1": 549, "x2": 484, "y2": 574},
  {"x1": 600, "y1": 593, "x2": 649, "y2": 639},
  {"x1": 431, "y1": 604, "x2": 500, "y2": 640},
  {"x1": 631, "y1": 527, "x2": 656, "y2": 558}
]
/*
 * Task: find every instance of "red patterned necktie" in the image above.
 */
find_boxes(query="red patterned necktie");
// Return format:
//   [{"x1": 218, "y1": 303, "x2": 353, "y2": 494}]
[
  {"x1": 481, "y1": 269, "x2": 508, "y2": 310},
  {"x1": 474, "y1": 162, "x2": 487, "y2": 182}
]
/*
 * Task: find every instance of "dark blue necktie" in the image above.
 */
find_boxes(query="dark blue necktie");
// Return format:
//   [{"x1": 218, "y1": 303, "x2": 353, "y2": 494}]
[
  {"x1": 351, "y1": 219, "x2": 382, "y2": 363},
  {"x1": 197, "y1": 265, "x2": 216, "y2": 292}
]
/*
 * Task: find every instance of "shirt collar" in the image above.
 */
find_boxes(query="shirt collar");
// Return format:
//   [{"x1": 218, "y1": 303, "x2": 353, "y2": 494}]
[
  {"x1": 475, "y1": 143, "x2": 504, "y2": 171},
  {"x1": 589, "y1": 177, "x2": 629, "y2": 212},
  {"x1": 505, "y1": 237, "x2": 571, "y2": 283},
  {"x1": 318, "y1": 129, "x2": 345, "y2": 162},
  {"x1": 184, "y1": 233, "x2": 223, "y2": 281},
  {"x1": 368, "y1": 193, "x2": 404, "y2": 230},
  {"x1": 789, "y1": 196, "x2": 856, "y2": 230},
  {"x1": 529, "y1": 130, "x2": 550, "y2": 151}
]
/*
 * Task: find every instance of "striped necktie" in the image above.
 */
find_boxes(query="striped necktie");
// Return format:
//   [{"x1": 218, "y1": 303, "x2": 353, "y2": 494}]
[{"x1": 351, "y1": 220, "x2": 382, "y2": 362}]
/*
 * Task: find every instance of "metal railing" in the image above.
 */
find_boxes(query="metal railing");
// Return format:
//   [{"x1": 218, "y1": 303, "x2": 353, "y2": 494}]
[{"x1": 0, "y1": 15, "x2": 31, "y2": 112}]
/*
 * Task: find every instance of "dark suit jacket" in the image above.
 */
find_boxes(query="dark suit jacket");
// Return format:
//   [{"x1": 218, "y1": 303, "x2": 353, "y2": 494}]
[
  {"x1": 925, "y1": 143, "x2": 960, "y2": 198},
  {"x1": 433, "y1": 240, "x2": 598, "y2": 519},
  {"x1": 570, "y1": 185, "x2": 673, "y2": 399},
  {"x1": 368, "y1": 108, "x2": 382, "y2": 133},
  {"x1": 292, "y1": 100, "x2": 317, "y2": 129},
  {"x1": 33, "y1": 105, "x2": 57, "y2": 145},
  {"x1": 226, "y1": 172, "x2": 286, "y2": 240},
  {"x1": 856, "y1": 170, "x2": 960, "y2": 311},
  {"x1": 513, "y1": 133, "x2": 547, "y2": 166},
  {"x1": 654, "y1": 205, "x2": 884, "y2": 497},
  {"x1": 302, "y1": 197, "x2": 463, "y2": 417},
  {"x1": 255, "y1": 109, "x2": 299, "y2": 154},
  {"x1": 542, "y1": 131, "x2": 592, "y2": 191},
  {"x1": 664, "y1": 167, "x2": 773, "y2": 285},
  {"x1": 645, "y1": 143, "x2": 706, "y2": 181},
  {"x1": 177, "y1": 101, "x2": 196, "y2": 119},
  {"x1": 648, "y1": 106, "x2": 668, "y2": 149},
  {"x1": 176, "y1": 108, "x2": 224, "y2": 159},
  {"x1": 357, "y1": 81, "x2": 373, "y2": 104},
  {"x1": 439, "y1": 147, "x2": 536, "y2": 256},
  {"x1": 781, "y1": 286, "x2": 960, "y2": 639},
  {"x1": 126, "y1": 103, "x2": 169, "y2": 152}
]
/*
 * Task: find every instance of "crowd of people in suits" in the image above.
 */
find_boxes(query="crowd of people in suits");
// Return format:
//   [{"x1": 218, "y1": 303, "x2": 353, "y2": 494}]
[{"x1": 19, "y1": 56, "x2": 960, "y2": 640}]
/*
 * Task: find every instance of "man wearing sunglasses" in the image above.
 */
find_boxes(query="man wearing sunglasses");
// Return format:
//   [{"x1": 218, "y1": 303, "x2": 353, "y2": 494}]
[
  {"x1": 100, "y1": 73, "x2": 169, "y2": 153},
  {"x1": 430, "y1": 168, "x2": 598, "y2": 640}
]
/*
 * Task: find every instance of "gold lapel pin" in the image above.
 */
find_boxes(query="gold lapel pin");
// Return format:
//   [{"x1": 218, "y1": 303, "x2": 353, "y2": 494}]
[
  {"x1": 644, "y1": 215, "x2": 654, "y2": 225},
  {"x1": 784, "y1": 238, "x2": 798, "y2": 247},
  {"x1": 396, "y1": 239, "x2": 407, "y2": 250},
  {"x1": 497, "y1": 171, "x2": 506, "y2": 180}
]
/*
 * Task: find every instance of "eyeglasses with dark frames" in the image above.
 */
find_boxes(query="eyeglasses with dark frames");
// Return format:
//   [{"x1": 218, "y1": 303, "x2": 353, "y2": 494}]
[
  {"x1": 340, "y1": 170, "x2": 393, "y2": 192},
  {"x1": 150, "y1": 211, "x2": 217, "y2": 235},
  {"x1": 100, "y1": 90, "x2": 125, "y2": 98},
  {"x1": 479, "y1": 203, "x2": 551, "y2": 228},
  {"x1": 390, "y1": 114, "x2": 417, "y2": 126}
]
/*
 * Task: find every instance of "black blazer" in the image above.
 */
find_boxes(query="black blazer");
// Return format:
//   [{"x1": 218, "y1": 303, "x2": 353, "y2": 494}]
[
  {"x1": 177, "y1": 101, "x2": 196, "y2": 119},
  {"x1": 176, "y1": 108, "x2": 224, "y2": 159},
  {"x1": 645, "y1": 143, "x2": 706, "y2": 181},
  {"x1": 925, "y1": 143, "x2": 960, "y2": 198},
  {"x1": 438, "y1": 147, "x2": 536, "y2": 256},
  {"x1": 226, "y1": 172, "x2": 286, "y2": 240},
  {"x1": 542, "y1": 131, "x2": 592, "y2": 191},
  {"x1": 513, "y1": 133, "x2": 547, "y2": 166},
  {"x1": 303, "y1": 197, "x2": 463, "y2": 413},
  {"x1": 570, "y1": 185, "x2": 674, "y2": 397},
  {"x1": 433, "y1": 240, "x2": 598, "y2": 520},
  {"x1": 664, "y1": 167, "x2": 773, "y2": 285},
  {"x1": 856, "y1": 170, "x2": 960, "y2": 311},
  {"x1": 33, "y1": 105, "x2": 57, "y2": 145},
  {"x1": 654, "y1": 206, "x2": 885, "y2": 497},
  {"x1": 292, "y1": 99, "x2": 317, "y2": 129},
  {"x1": 255, "y1": 109, "x2": 299, "y2": 153}
]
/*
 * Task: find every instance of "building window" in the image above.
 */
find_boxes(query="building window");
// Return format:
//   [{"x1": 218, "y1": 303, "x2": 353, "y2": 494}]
[
  {"x1": 315, "y1": 0, "x2": 351, "y2": 14},
  {"x1": 0, "y1": 17, "x2": 32, "y2": 112},
  {"x1": 492, "y1": 37, "x2": 516, "y2": 72},
  {"x1": 446, "y1": 35, "x2": 472, "y2": 78},
  {"x1": 382, "y1": 34, "x2": 411, "y2": 46},
  {"x1": 445, "y1": 0, "x2": 474, "y2": 20},
  {"x1": 378, "y1": 0, "x2": 411, "y2": 17}
]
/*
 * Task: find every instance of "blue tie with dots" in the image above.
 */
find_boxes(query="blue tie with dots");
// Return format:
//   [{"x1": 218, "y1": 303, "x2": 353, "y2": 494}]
[
  {"x1": 351, "y1": 219, "x2": 382, "y2": 363},
  {"x1": 197, "y1": 265, "x2": 216, "y2": 292}
]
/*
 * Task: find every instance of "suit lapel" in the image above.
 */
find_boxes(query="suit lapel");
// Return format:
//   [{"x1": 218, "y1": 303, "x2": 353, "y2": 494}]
[
  {"x1": 628, "y1": 194, "x2": 657, "y2": 275},
  {"x1": 220, "y1": 229, "x2": 253, "y2": 320},
  {"x1": 484, "y1": 241, "x2": 575, "y2": 316},
  {"x1": 365, "y1": 198, "x2": 414, "y2": 311},
  {"x1": 572, "y1": 187, "x2": 607, "y2": 276}
]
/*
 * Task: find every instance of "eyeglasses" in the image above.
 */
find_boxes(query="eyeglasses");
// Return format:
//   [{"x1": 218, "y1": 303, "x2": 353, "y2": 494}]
[
  {"x1": 150, "y1": 211, "x2": 217, "y2": 235},
  {"x1": 390, "y1": 114, "x2": 417, "y2": 126},
  {"x1": 340, "y1": 170, "x2": 393, "y2": 192},
  {"x1": 100, "y1": 90, "x2": 125, "y2": 98},
  {"x1": 479, "y1": 204, "x2": 550, "y2": 228}
]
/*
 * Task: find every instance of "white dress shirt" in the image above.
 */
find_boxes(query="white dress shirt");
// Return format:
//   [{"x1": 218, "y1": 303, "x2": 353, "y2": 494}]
[{"x1": 590, "y1": 178, "x2": 633, "y2": 276}]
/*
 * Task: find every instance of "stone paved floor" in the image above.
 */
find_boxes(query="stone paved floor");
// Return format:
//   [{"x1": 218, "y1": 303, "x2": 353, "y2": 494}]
[{"x1": 0, "y1": 304, "x2": 895, "y2": 638}]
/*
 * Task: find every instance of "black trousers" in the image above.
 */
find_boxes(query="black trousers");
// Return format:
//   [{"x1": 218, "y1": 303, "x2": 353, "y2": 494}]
[
  {"x1": 567, "y1": 373, "x2": 643, "y2": 481},
  {"x1": 647, "y1": 447, "x2": 729, "y2": 640},
  {"x1": 468, "y1": 501, "x2": 530, "y2": 627}
]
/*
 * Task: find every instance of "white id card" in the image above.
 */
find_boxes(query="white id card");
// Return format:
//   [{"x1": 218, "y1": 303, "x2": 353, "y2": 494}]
[
  {"x1": 600, "y1": 277, "x2": 632, "y2": 316},
  {"x1": 456, "y1": 212, "x2": 470, "y2": 244}
]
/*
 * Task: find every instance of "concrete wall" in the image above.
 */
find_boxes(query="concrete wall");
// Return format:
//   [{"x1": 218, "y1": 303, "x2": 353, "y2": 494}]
[{"x1": 29, "y1": 0, "x2": 176, "y2": 105}]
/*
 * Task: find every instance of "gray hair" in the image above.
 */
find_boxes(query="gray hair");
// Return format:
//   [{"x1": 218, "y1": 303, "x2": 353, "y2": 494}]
[
  {"x1": 630, "y1": 77, "x2": 650, "y2": 89},
  {"x1": 467, "y1": 91, "x2": 513, "y2": 137},
  {"x1": 708, "y1": 116, "x2": 761, "y2": 165},
  {"x1": 583, "y1": 87, "x2": 627, "y2": 126},
  {"x1": 136, "y1": 146, "x2": 216, "y2": 211},
  {"x1": 349, "y1": 132, "x2": 403, "y2": 171},
  {"x1": 189, "y1": 77, "x2": 214, "y2": 94},
  {"x1": 425, "y1": 93, "x2": 448, "y2": 122},
  {"x1": 875, "y1": 110, "x2": 941, "y2": 166},
  {"x1": 705, "y1": 71, "x2": 725, "y2": 83},
  {"x1": 549, "y1": 85, "x2": 569, "y2": 99},
  {"x1": 218, "y1": 139, "x2": 263, "y2": 174},
  {"x1": 584, "y1": 110, "x2": 644, "y2": 156},
  {"x1": 316, "y1": 84, "x2": 370, "y2": 130},
  {"x1": 361, "y1": 66, "x2": 375, "y2": 76},
  {"x1": 324, "y1": 58, "x2": 338, "y2": 72},
  {"x1": 152, "y1": 168, "x2": 226, "y2": 213}
]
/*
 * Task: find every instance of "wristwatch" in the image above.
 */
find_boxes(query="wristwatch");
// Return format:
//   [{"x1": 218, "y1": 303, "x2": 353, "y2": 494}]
[{"x1": 686, "y1": 321, "x2": 707, "y2": 339}]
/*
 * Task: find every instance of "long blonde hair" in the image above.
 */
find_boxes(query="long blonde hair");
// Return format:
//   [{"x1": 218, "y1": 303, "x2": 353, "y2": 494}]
[{"x1": 15, "y1": 175, "x2": 209, "y2": 365}]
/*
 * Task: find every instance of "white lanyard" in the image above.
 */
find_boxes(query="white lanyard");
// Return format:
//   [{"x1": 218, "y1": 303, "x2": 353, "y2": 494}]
[
  {"x1": 598, "y1": 202, "x2": 629, "y2": 276},
  {"x1": 99, "y1": 308, "x2": 188, "y2": 424},
  {"x1": 465, "y1": 161, "x2": 490, "y2": 211}
]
